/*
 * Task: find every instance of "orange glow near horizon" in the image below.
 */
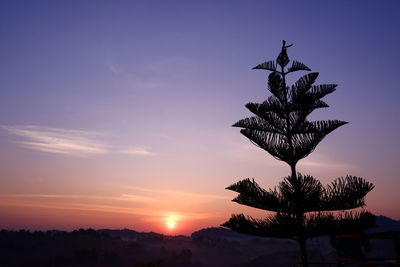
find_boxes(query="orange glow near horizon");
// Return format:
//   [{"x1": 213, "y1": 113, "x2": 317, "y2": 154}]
[
  {"x1": 0, "y1": 190, "x2": 397, "y2": 237},
  {"x1": 0, "y1": 192, "x2": 246, "y2": 235}
]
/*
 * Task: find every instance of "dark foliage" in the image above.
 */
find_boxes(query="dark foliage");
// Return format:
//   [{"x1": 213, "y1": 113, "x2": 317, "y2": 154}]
[
  {"x1": 225, "y1": 175, "x2": 374, "y2": 214},
  {"x1": 223, "y1": 41, "x2": 375, "y2": 267},
  {"x1": 0, "y1": 229, "x2": 197, "y2": 267},
  {"x1": 234, "y1": 42, "x2": 347, "y2": 167}
]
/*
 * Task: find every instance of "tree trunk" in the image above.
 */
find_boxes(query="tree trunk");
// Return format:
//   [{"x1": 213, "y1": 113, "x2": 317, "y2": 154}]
[
  {"x1": 299, "y1": 238, "x2": 308, "y2": 267},
  {"x1": 290, "y1": 164, "x2": 296, "y2": 178}
]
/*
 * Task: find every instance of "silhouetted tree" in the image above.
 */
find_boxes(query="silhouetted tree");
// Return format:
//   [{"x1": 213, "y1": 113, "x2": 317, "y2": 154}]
[{"x1": 222, "y1": 41, "x2": 375, "y2": 267}]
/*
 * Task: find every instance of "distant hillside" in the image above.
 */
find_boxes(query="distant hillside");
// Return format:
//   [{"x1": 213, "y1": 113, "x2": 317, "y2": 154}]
[
  {"x1": 368, "y1": 215, "x2": 400, "y2": 233},
  {"x1": 192, "y1": 226, "x2": 256, "y2": 240},
  {"x1": 0, "y1": 215, "x2": 398, "y2": 267},
  {"x1": 192, "y1": 215, "x2": 400, "y2": 240},
  {"x1": 99, "y1": 229, "x2": 165, "y2": 241}
]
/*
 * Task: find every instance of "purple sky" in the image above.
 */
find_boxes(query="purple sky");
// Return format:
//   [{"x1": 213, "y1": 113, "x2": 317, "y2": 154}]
[{"x1": 0, "y1": 1, "x2": 399, "y2": 234}]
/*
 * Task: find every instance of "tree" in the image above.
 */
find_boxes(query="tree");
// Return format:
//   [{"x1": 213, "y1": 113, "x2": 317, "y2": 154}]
[{"x1": 222, "y1": 41, "x2": 375, "y2": 267}]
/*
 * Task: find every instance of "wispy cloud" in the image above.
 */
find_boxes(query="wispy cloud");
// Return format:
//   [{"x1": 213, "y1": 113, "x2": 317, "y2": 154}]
[
  {"x1": 120, "y1": 194, "x2": 159, "y2": 202},
  {"x1": 107, "y1": 63, "x2": 122, "y2": 75},
  {"x1": 1, "y1": 125, "x2": 108, "y2": 156},
  {"x1": 144, "y1": 57, "x2": 191, "y2": 74},
  {"x1": 1, "y1": 125, "x2": 157, "y2": 157},
  {"x1": 297, "y1": 154, "x2": 354, "y2": 170},
  {"x1": 0, "y1": 194, "x2": 214, "y2": 220},
  {"x1": 0, "y1": 193, "x2": 159, "y2": 203},
  {"x1": 122, "y1": 186, "x2": 231, "y2": 201},
  {"x1": 119, "y1": 147, "x2": 157, "y2": 156},
  {"x1": 106, "y1": 57, "x2": 193, "y2": 92}
]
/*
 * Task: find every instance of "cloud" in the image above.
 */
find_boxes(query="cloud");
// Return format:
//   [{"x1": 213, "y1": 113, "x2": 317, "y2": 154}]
[
  {"x1": 106, "y1": 57, "x2": 192, "y2": 92},
  {"x1": 144, "y1": 57, "x2": 191, "y2": 74},
  {"x1": 119, "y1": 147, "x2": 157, "y2": 156},
  {"x1": 107, "y1": 63, "x2": 121, "y2": 75},
  {"x1": 297, "y1": 154, "x2": 354, "y2": 170},
  {"x1": 0, "y1": 193, "x2": 159, "y2": 203},
  {"x1": 122, "y1": 186, "x2": 231, "y2": 201},
  {"x1": 120, "y1": 194, "x2": 159, "y2": 202},
  {"x1": 1, "y1": 125, "x2": 109, "y2": 156},
  {"x1": 1, "y1": 125, "x2": 157, "y2": 157},
  {"x1": 0, "y1": 194, "x2": 214, "y2": 220}
]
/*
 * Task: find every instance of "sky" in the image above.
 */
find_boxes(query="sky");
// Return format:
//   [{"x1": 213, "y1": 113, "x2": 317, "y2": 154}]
[{"x1": 0, "y1": 1, "x2": 399, "y2": 235}]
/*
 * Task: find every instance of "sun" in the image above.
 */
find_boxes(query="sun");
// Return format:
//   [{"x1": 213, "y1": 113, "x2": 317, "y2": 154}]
[
  {"x1": 166, "y1": 216, "x2": 177, "y2": 230},
  {"x1": 167, "y1": 220, "x2": 176, "y2": 229}
]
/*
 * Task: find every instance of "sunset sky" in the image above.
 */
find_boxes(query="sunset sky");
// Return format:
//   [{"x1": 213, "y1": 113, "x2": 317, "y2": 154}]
[{"x1": 0, "y1": 1, "x2": 399, "y2": 235}]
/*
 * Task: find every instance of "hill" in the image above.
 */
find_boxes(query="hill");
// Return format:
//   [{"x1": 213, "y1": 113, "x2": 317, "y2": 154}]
[{"x1": 0, "y1": 215, "x2": 398, "y2": 266}]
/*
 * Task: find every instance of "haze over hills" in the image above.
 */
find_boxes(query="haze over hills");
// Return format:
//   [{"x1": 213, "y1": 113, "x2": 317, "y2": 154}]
[
  {"x1": 1, "y1": 216, "x2": 398, "y2": 266},
  {"x1": 96, "y1": 215, "x2": 400, "y2": 239}
]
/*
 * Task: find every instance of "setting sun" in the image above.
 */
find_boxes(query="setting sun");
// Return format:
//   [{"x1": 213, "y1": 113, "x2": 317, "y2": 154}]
[{"x1": 166, "y1": 216, "x2": 177, "y2": 230}]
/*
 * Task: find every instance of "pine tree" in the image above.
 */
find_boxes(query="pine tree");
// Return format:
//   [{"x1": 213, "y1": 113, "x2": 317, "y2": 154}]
[{"x1": 222, "y1": 41, "x2": 375, "y2": 267}]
